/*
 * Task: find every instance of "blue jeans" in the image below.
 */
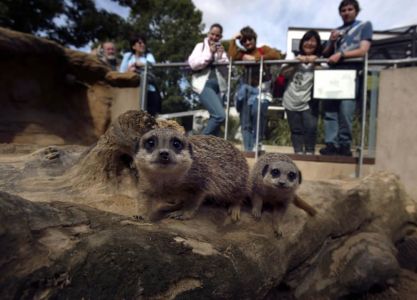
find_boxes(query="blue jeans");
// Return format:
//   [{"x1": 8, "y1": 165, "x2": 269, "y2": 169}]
[
  {"x1": 322, "y1": 64, "x2": 362, "y2": 148},
  {"x1": 322, "y1": 100, "x2": 356, "y2": 147},
  {"x1": 199, "y1": 79, "x2": 225, "y2": 136},
  {"x1": 236, "y1": 84, "x2": 269, "y2": 151}
]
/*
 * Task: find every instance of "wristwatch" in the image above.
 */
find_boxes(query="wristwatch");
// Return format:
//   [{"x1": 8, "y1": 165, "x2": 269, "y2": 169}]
[{"x1": 339, "y1": 51, "x2": 346, "y2": 58}]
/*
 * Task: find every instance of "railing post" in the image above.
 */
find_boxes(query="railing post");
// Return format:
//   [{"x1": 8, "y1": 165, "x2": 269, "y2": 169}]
[
  {"x1": 357, "y1": 53, "x2": 368, "y2": 178},
  {"x1": 255, "y1": 56, "x2": 264, "y2": 161},
  {"x1": 140, "y1": 64, "x2": 148, "y2": 111},
  {"x1": 224, "y1": 59, "x2": 233, "y2": 140},
  {"x1": 368, "y1": 70, "x2": 379, "y2": 157}
]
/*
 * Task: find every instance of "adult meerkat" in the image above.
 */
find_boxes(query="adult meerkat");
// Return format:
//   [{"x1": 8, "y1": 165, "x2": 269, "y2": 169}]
[
  {"x1": 250, "y1": 153, "x2": 317, "y2": 237},
  {"x1": 134, "y1": 128, "x2": 249, "y2": 222}
]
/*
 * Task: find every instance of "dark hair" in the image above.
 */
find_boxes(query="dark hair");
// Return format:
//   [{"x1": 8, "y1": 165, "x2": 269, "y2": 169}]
[
  {"x1": 339, "y1": 0, "x2": 360, "y2": 13},
  {"x1": 129, "y1": 34, "x2": 148, "y2": 52},
  {"x1": 210, "y1": 23, "x2": 223, "y2": 34},
  {"x1": 240, "y1": 26, "x2": 257, "y2": 42},
  {"x1": 299, "y1": 30, "x2": 322, "y2": 56}
]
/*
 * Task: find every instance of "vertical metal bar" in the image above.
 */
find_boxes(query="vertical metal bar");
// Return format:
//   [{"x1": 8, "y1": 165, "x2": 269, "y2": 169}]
[
  {"x1": 367, "y1": 70, "x2": 379, "y2": 157},
  {"x1": 357, "y1": 53, "x2": 368, "y2": 177},
  {"x1": 140, "y1": 64, "x2": 148, "y2": 111},
  {"x1": 255, "y1": 56, "x2": 264, "y2": 161},
  {"x1": 224, "y1": 59, "x2": 233, "y2": 140},
  {"x1": 411, "y1": 25, "x2": 416, "y2": 58}
]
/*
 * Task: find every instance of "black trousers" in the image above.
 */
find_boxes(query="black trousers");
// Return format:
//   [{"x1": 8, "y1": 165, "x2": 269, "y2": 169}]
[
  {"x1": 286, "y1": 101, "x2": 318, "y2": 153},
  {"x1": 146, "y1": 90, "x2": 162, "y2": 116}
]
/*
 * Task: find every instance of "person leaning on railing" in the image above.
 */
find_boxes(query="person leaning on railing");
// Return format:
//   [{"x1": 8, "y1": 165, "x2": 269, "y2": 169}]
[
  {"x1": 319, "y1": 0, "x2": 373, "y2": 157},
  {"x1": 119, "y1": 34, "x2": 162, "y2": 116},
  {"x1": 281, "y1": 30, "x2": 322, "y2": 155},
  {"x1": 228, "y1": 26, "x2": 284, "y2": 152},
  {"x1": 187, "y1": 23, "x2": 229, "y2": 137}
]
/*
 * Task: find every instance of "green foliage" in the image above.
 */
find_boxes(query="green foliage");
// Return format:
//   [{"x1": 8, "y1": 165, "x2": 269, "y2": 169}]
[
  {"x1": 56, "y1": 3, "x2": 129, "y2": 48},
  {"x1": 0, "y1": 0, "x2": 127, "y2": 48},
  {"x1": 0, "y1": 0, "x2": 64, "y2": 34},
  {"x1": 161, "y1": 93, "x2": 190, "y2": 113},
  {"x1": 262, "y1": 104, "x2": 369, "y2": 149},
  {"x1": 264, "y1": 116, "x2": 291, "y2": 146},
  {"x1": 119, "y1": 0, "x2": 203, "y2": 63}
]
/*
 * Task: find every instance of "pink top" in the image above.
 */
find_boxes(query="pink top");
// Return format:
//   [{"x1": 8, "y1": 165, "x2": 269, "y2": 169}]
[{"x1": 188, "y1": 38, "x2": 229, "y2": 70}]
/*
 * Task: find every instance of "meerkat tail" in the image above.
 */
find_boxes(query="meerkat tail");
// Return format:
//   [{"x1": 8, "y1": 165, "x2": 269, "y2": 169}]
[{"x1": 293, "y1": 195, "x2": 317, "y2": 216}]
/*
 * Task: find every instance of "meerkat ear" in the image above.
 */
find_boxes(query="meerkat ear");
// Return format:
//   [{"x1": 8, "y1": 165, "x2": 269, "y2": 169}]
[
  {"x1": 298, "y1": 170, "x2": 302, "y2": 184},
  {"x1": 261, "y1": 164, "x2": 269, "y2": 177}
]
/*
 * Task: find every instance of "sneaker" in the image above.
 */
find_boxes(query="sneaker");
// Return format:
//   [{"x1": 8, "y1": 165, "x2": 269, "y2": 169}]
[
  {"x1": 305, "y1": 151, "x2": 315, "y2": 155},
  {"x1": 319, "y1": 143, "x2": 338, "y2": 156},
  {"x1": 295, "y1": 151, "x2": 304, "y2": 155},
  {"x1": 338, "y1": 145, "x2": 352, "y2": 156}
]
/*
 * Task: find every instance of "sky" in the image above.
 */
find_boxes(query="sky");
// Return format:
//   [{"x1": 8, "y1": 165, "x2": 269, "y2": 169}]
[{"x1": 95, "y1": 0, "x2": 417, "y2": 53}]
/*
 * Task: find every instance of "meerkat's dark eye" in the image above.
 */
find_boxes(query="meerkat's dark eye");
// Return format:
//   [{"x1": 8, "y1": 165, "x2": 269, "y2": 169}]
[
  {"x1": 288, "y1": 171, "x2": 297, "y2": 182},
  {"x1": 171, "y1": 138, "x2": 184, "y2": 151},
  {"x1": 271, "y1": 168, "x2": 280, "y2": 177},
  {"x1": 144, "y1": 137, "x2": 156, "y2": 151}
]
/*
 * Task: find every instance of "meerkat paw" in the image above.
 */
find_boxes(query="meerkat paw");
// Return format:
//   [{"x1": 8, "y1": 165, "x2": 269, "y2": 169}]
[
  {"x1": 251, "y1": 208, "x2": 262, "y2": 220},
  {"x1": 132, "y1": 214, "x2": 147, "y2": 222},
  {"x1": 228, "y1": 205, "x2": 241, "y2": 222}
]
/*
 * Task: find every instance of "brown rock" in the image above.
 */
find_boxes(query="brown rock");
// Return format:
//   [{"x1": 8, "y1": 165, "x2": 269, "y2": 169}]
[{"x1": 0, "y1": 111, "x2": 416, "y2": 299}]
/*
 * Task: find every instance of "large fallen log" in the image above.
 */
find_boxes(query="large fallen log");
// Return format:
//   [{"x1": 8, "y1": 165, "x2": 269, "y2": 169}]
[{"x1": 0, "y1": 111, "x2": 417, "y2": 299}]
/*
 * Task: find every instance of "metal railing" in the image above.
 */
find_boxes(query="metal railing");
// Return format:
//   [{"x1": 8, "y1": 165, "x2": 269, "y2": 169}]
[{"x1": 138, "y1": 57, "x2": 417, "y2": 177}]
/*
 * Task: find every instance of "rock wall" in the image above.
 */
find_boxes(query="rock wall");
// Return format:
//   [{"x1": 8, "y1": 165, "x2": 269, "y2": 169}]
[{"x1": 0, "y1": 27, "x2": 140, "y2": 145}]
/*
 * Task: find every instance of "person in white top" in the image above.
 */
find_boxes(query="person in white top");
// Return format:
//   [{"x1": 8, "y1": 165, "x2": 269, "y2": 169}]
[{"x1": 188, "y1": 23, "x2": 229, "y2": 136}]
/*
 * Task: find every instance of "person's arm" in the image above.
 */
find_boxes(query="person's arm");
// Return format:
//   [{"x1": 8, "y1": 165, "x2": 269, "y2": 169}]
[
  {"x1": 322, "y1": 30, "x2": 341, "y2": 57},
  {"x1": 254, "y1": 46, "x2": 283, "y2": 60},
  {"x1": 297, "y1": 54, "x2": 318, "y2": 63},
  {"x1": 188, "y1": 41, "x2": 214, "y2": 70},
  {"x1": 119, "y1": 53, "x2": 131, "y2": 72},
  {"x1": 145, "y1": 53, "x2": 156, "y2": 64},
  {"x1": 228, "y1": 34, "x2": 244, "y2": 60},
  {"x1": 280, "y1": 64, "x2": 296, "y2": 79},
  {"x1": 328, "y1": 21, "x2": 373, "y2": 64}
]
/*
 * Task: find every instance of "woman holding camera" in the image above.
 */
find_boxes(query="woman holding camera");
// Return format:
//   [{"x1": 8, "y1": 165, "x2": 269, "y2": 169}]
[
  {"x1": 119, "y1": 34, "x2": 161, "y2": 116},
  {"x1": 188, "y1": 23, "x2": 229, "y2": 136}
]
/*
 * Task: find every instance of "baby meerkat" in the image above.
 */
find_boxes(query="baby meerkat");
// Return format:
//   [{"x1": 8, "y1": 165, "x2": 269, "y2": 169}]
[
  {"x1": 250, "y1": 153, "x2": 317, "y2": 237},
  {"x1": 134, "y1": 128, "x2": 249, "y2": 222}
]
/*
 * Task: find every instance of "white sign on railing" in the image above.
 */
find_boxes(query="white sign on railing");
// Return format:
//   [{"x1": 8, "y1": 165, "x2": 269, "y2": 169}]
[{"x1": 313, "y1": 69, "x2": 357, "y2": 100}]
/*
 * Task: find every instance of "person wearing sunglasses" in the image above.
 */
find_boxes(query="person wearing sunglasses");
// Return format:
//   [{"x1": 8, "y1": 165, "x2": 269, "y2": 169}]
[
  {"x1": 119, "y1": 34, "x2": 161, "y2": 116},
  {"x1": 229, "y1": 26, "x2": 284, "y2": 152}
]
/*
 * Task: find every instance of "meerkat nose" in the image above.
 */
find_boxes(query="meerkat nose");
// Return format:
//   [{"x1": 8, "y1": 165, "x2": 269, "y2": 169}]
[{"x1": 159, "y1": 150, "x2": 170, "y2": 162}]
